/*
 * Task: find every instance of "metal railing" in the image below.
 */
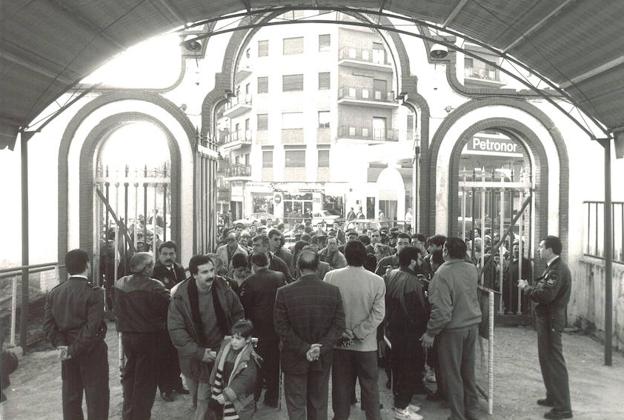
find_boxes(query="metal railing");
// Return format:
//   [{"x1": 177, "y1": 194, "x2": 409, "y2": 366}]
[
  {"x1": 584, "y1": 201, "x2": 624, "y2": 263},
  {"x1": 338, "y1": 46, "x2": 389, "y2": 66},
  {"x1": 338, "y1": 125, "x2": 399, "y2": 142},
  {"x1": 338, "y1": 86, "x2": 396, "y2": 103},
  {"x1": 0, "y1": 262, "x2": 63, "y2": 348},
  {"x1": 221, "y1": 130, "x2": 252, "y2": 145},
  {"x1": 224, "y1": 94, "x2": 252, "y2": 110},
  {"x1": 225, "y1": 164, "x2": 252, "y2": 177}
]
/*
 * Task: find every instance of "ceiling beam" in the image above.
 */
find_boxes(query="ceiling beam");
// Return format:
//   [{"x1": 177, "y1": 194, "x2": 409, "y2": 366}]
[
  {"x1": 47, "y1": 0, "x2": 127, "y2": 51},
  {"x1": 560, "y1": 55, "x2": 624, "y2": 88},
  {"x1": 442, "y1": 0, "x2": 468, "y2": 28},
  {"x1": 0, "y1": 50, "x2": 74, "y2": 85},
  {"x1": 378, "y1": 0, "x2": 388, "y2": 14},
  {"x1": 154, "y1": 0, "x2": 187, "y2": 25},
  {"x1": 502, "y1": 0, "x2": 577, "y2": 53},
  {"x1": 240, "y1": 0, "x2": 252, "y2": 13}
]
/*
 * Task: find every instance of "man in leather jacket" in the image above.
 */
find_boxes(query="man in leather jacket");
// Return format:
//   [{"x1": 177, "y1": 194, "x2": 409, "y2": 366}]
[{"x1": 43, "y1": 249, "x2": 109, "y2": 420}]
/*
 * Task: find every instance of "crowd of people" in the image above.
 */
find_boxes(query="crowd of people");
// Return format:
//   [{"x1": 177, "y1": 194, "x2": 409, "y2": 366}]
[{"x1": 42, "y1": 217, "x2": 573, "y2": 420}]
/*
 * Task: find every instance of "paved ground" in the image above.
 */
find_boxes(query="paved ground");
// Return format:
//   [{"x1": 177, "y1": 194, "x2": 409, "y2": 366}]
[{"x1": 2, "y1": 324, "x2": 623, "y2": 420}]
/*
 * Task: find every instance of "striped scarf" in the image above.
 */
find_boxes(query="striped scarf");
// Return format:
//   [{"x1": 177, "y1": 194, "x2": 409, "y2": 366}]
[{"x1": 211, "y1": 344, "x2": 245, "y2": 420}]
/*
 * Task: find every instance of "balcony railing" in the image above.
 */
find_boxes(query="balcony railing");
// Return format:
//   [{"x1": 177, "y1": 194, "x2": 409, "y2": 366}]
[
  {"x1": 339, "y1": 47, "x2": 389, "y2": 66},
  {"x1": 223, "y1": 94, "x2": 253, "y2": 117},
  {"x1": 338, "y1": 86, "x2": 396, "y2": 104},
  {"x1": 338, "y1": 125, "x2": 398, "y2": 142},
  {"x1": 220, "y1": 130, "x2": 252, "y2": 145},
  {"x1": 225, "y1": 164, "x2": 252, "y2": 177}
]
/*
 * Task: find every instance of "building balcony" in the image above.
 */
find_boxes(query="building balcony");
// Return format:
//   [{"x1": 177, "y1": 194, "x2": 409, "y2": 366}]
[
  {"x1": 338, "y1": 47, "x2": 393, "y2": 72},
  {"x1": 223, "y1": 94, "x2": 252, "y2": 118},
  {"x1": 337, "y1": 87, "x2": 398, "y2": 108},
  {"x1": 337, "y1": 125, "x2": 399, "y2": 143},
  {"x1": 224, "y1": 164, "x2": 252, "y2": 180},
  {"x1": 218, "y1": 130, "x2": 252, "y2": 151}
]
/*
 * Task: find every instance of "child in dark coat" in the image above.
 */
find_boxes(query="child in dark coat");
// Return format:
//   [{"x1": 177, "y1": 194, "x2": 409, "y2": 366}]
[{"x1": 209, "y1": 320, "x2": 261, "y2": 420}]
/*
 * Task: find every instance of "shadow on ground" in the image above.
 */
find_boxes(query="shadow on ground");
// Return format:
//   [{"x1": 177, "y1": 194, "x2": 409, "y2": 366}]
[{"x1": 3, "y1": 324, "x2": 623, "y2": 419}]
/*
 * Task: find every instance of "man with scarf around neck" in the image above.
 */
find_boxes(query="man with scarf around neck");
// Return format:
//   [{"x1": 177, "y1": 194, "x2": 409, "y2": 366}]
[
  {"x1": 384, "y1": 246, "x2": 429, "y2": 420},
  {"x1": 168, "y1": 255, "x2": 244, "y2": 420}
]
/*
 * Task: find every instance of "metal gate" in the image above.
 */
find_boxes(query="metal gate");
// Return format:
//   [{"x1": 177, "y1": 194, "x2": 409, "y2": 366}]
[
  {"x1": 458, "y1": 169, "x2": 533, "y2": 315},
  {"x1": 92, "y1": 163, "x2": 172, "y2": 304}
]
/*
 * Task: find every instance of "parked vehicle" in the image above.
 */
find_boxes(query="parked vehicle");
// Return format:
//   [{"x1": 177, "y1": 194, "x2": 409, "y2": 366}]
[{"x1": 311, "y1": 210, "x2": 344, "y2": 226}]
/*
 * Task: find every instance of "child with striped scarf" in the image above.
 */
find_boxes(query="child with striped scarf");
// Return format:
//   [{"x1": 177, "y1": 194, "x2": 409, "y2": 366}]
[{"x1": 209, "y1": 319, "x2": 261, "y2": 420}]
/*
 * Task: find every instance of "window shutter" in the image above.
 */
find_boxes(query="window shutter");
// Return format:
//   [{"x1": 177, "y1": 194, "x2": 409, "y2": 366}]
[
  {"x1": 257, "y1": 114, "x2": 268, "y2": 130},
  {"x1": 285, "y1": 149, "x2": 306, "y2": 167},
  {"x1": 258, "y1": 40, "x2": 269, "y2": 57},
  {"x1": 283, "y1": 74, "x2": 304, "y2": 91},
  {"x1": 283, "y1": 37, "x2": 304, "y2": 55},
  {"x1": 318, "y1": 72, "x2": 330, "y2": 90},
  {"x1": 319, "y1": 34, "x2": 331, "y2": 51},
  {"x1": 257, "y1": 76, "x2": 268, "y2": 93},
  {"x1": 318, "y1": 149, "x2": 330, "y2": 167},
  {"x1": 262, "y1": 150, "x2": 273, "y2": 168}
]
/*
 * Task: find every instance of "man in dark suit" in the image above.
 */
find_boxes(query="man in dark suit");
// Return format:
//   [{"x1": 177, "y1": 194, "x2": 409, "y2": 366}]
[
  {"x1": 519, "y1": 236, "x2": 572, "y2": 420},
  {"x1": 239, "y1": 252, "x2": 287, "y2": 407},
  {"x1": 503, "y1": 241, "x2": 531, "y2": 314},
  {"x1": 253, "y1": 234, "x2": 294, "y2": 282},
  {"x1": 151, "y1": 241, "x2": 188, "y2": 401},
  {"x1": 274, "y1": 249, "x2": 345, "y2": 420},
  {"x1": 43, "y1": 249, "x2": 109, "y2": 420}
]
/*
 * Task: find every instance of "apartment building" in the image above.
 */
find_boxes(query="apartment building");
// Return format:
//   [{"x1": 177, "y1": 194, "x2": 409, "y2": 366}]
[{"x1": 216, "y1": 13, "x2": 415, "y2": 222}]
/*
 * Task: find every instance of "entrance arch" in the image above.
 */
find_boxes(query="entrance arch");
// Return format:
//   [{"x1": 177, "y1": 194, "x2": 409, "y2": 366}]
[
  {"x1": 57, "y1": 93, "x2": 196, "y2": 265},
  {"x1": 427, "y1": 98, "x2": 570, "y2": 257}
]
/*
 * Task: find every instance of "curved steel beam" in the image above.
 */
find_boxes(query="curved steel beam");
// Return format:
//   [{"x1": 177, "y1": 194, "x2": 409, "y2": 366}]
[{"x1": 185, "y1": 15, "x2": 603, "y2": 140}]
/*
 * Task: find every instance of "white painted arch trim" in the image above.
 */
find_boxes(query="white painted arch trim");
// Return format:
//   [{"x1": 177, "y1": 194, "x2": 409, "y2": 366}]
[
  {"x1": 66, "y1": 99, "x2": 195, "y2": 265},
  {"x1": 434, "y1": 104, "x2": 560, "y2": 236}
]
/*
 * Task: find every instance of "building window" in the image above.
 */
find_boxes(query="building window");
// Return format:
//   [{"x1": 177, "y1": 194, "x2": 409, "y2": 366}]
[
  {"x1": 373, "y1": 117, "x2": 387, "y2": 140},
  {"x1": 372, "y1": 42, "x2": 385, "y2": 64},
  {"x1": 318, "y1": 111, "x2": 330, "y2": 128},
  {"x1": 318, "y1": 149, "x2": 330, "y2": 167},
  {"x1": 282, "y1": 112, "x2": 304, "y2": 129},
  {"x1": 319, "y1": 34, "x2": 331, "y2": 52},
  {"x1": 262, "y1": 150, "x2": 273, "y2": 168},
  {"x1": 283, "y1": 37, "x2": 304, "y2": 55},
  {"x1": 283, "y1": 74, "x2": 304, "y2": 91},
  {"x1": 285, "y1": 149, "x2": 305, "y2": 167},
  {"x1": 257, "y1": 76, "x2": 268, "y2": 94},
  {"x1": 245, "y1": 83, "x2": 250, "y2": 95},
  {"x1": 318, "y1": 72, "x2": 330, "y2": 90},
  {"x1": 257, "y1": 114, "x2": 268, "y2": 130},
  {"x1": 464, "y1": 57, "x2": 499, "y2": 81},
  {"x1": 258, "y1": 40, "x2": 269, "y2": 57}
]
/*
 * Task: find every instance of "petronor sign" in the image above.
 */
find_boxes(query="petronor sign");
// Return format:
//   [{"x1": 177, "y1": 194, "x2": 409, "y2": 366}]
[{"x1": 467, "y1": 137, "x2": 520, "y2": 155}]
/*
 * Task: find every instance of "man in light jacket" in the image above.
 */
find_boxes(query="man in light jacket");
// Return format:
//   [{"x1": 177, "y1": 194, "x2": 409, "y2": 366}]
[{"x1": 324, "y1": 240, "x2": 385, "y2": 420}]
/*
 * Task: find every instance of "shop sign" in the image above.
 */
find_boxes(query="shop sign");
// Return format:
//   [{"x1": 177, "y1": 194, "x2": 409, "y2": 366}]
[{"x1": 466, "y1": 137, "x2": 521, "y2": 155}]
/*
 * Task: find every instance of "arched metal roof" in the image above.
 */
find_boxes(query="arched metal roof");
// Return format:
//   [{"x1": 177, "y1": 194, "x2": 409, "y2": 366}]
[{"x1": 2, "y1": 0, "x2": 623, "y2": 148}]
